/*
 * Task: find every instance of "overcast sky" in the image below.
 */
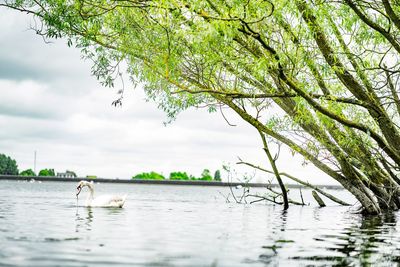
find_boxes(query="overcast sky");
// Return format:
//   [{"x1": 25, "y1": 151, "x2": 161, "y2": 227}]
[{"x1": 0, "y1": 8, "x2": 337, "y2": 184}]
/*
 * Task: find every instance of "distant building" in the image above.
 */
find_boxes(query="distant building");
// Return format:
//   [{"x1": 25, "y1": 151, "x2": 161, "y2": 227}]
[{"x1": 57, "y1": 170, "x2": 77, "y2": 178}]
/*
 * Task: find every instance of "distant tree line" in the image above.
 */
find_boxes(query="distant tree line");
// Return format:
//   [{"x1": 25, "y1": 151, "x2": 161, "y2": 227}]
[
  {"x1": 133, "y1": 169, "x2": 222, "y2": 181},
  {"x1": 0, "y1": 153, "x2": 75, "y2": 177},
  {"x1": 1, "y1": 153, "x2": 223, "y2": 181}
]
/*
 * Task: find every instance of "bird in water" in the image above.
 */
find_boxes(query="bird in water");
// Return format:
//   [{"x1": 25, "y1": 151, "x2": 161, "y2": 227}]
[{"x1": 76, "y1": 180, "x2": 127, "y2": 208}]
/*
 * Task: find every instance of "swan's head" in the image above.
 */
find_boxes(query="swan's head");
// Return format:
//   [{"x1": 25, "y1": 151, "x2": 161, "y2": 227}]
[{"x1": 76, "y1": 180, "x2": 93, "y2": 196}]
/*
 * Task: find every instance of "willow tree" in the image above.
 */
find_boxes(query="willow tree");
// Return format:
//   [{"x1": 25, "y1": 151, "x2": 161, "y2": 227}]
[{"x1": 2, "y1": 0, "x2": 400, "y2": 214}]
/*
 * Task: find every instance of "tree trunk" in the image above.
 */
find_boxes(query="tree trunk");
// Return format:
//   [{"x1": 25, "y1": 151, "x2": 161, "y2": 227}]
[{"x1": 258, "y1": 131, "x2": 289, "y2": 210}]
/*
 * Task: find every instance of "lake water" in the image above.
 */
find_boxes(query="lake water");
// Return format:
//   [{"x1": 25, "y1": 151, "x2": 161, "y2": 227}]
[{"x1": 1, "y1": 180, "x2": 400, "y2": 266}]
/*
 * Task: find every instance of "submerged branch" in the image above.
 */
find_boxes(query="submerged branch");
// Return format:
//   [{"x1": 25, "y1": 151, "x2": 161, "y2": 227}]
[
  {"x1": 312, "y1": 190, "x2": 326, "y2": 207},
  {"x1": 247, "y1": 194, "x2": 304, "y2": 206},
  {"x1": 237, "y1": 161, "x2": 351, "y2": 206}
]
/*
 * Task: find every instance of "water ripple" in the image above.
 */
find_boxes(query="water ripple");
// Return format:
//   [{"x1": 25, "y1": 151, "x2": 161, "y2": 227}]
[{"x1": 1, "y1": 181, "x2": 400, "y2": 266}]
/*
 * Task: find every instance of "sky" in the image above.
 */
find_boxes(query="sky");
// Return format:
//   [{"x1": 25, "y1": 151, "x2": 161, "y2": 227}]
[{"x1": 0, "y1": 8, "x2": 337, "y2": 185}]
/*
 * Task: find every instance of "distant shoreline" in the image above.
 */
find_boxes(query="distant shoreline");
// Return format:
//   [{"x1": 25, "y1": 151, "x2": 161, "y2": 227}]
[{"x1": 0, "y1": 175, "x2": 343, "y2": 190}]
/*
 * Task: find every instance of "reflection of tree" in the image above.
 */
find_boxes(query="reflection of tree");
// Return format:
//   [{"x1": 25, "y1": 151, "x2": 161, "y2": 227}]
[
  {"x1": 259, "y1": 210, "x2": 288, "y2": 265},
  {"x1": 344, "y1": 213, "x2": 397, "y2": 265},
  {"x1": 258, "y1": 212, "x2": 400, "y2": 266},
  {"x1": 75, "y1": 208, "x2": 93, "y2": 233},
  {"x1": 314, "y1": 213, "x2": 397, "y2": 265}
]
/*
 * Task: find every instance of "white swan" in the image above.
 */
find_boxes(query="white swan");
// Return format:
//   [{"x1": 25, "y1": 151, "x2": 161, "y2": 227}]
[{"x1": 76, "y1": 180, "x2": 127, "y2": 208}]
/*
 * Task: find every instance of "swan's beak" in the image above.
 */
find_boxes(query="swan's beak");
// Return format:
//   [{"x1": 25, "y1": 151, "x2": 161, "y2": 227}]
[{"x1": 76, "y1": 185, "x2": 82, "y2": 196}]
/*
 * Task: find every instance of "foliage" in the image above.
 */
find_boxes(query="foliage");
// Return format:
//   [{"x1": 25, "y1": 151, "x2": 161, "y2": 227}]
[
  {"x1": 38, "y1": 168, "x2": 55, "y2": 177},
  {"x1": 134, "y1": 170, "x2": 220, "y2": 180},
  {"x1": 86, "y1": 175, "x2": 97, "y2": 179},
  {"x1": 4, "y1": 0, "x2": 400, "y2": 213},
  {"x1": 133, "y1": 172, "x2": 165, "y2": 180},
  {"x1": 200, "y1": 169, "x2": 213, "y2": 181},
  {"x1": 214, "y1": 170, "x2": 221, "y2": 181},
  {"x1": 20, "y1": 169, "x2": 36, "y2": 176},
  {"x1": 169, "y1": 171, "x2": 190, "y2": 180},
  {"x1": 0, "y1": 154, "x2": 19, "y2": 175}
]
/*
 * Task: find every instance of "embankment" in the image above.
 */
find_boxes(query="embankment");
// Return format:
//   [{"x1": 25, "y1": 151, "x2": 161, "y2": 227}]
[{"x1": 0, "y1": 175, "x2": 342, "y2": 189}]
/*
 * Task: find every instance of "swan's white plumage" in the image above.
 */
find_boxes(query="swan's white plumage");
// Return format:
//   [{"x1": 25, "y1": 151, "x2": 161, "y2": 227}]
[
  {"x1": 88, "y1": 194, "x2": 127, "y2": 208},
  {"x1": 76, "y1": 181, "x2": 127, "y2": 208}
]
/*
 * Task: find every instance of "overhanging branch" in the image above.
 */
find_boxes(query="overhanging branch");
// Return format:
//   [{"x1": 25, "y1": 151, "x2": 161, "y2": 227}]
[{"x1": 172, "y1": 88, "x2": 371, "y2": 108}]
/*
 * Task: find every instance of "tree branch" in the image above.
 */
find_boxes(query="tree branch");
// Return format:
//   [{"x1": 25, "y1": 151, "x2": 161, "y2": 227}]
[{"x1": 172, "y1": 88, "x2": 372, "y2": 108}]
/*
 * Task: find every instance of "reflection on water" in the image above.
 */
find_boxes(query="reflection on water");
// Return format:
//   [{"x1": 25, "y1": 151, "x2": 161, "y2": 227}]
[
  {"x1": 75, "y1": 208, "x2": 93, "y2": 233},
  {"x1": 331, "y1": 212, "x2": 400, "y2": 265},
  {"x1": 260, "y1": 210, "x2": 400, "y2": 266},
  {"x1": 1, "y1": 180, "x2": 400, "y2": 266}
]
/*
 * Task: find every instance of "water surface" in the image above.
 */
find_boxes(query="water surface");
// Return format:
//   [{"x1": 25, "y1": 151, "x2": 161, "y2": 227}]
[{"x1": 0, "y1": 180, "x2": 399, "y2": 266}]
